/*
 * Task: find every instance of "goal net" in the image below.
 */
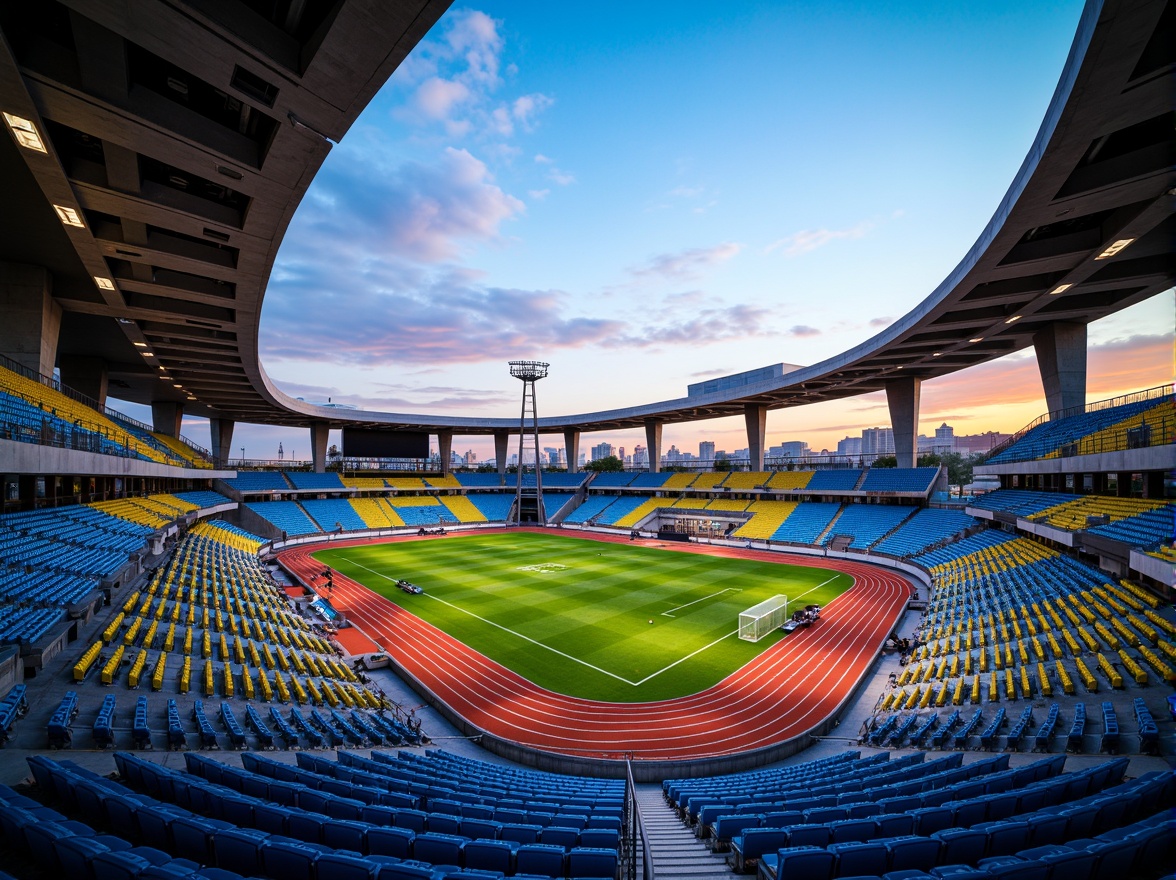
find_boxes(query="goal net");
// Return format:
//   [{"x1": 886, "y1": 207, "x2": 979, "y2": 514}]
[{"x1": 738, "y1": 594, "x2": 789, "y2": 642}]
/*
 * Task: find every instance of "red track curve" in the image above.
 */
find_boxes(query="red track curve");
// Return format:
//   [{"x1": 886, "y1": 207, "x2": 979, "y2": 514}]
[{"x1": 279, "y1": 529, "x2": 911, "y2": 761}]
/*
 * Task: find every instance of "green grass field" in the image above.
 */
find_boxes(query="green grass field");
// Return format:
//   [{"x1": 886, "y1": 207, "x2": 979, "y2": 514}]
[{"x1": 314, "y1": 532, "x2": 854, "y2": 702}]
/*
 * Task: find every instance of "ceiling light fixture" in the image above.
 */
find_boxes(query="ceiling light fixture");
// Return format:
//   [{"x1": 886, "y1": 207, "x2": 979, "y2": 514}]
[
  {"x1": 3, "y1": 112, "x2": 47, "y2": 153},
  {"x1": 142, "y1": 352, "x2": 153, "y2": 357},
  {"x1": 52, "y1": 205, "x2": 84, "y2": 227},
  {"x1": 1050, "y1": 283, "x2": 1073, "y2": 295},
  {"x1": 1005, "y1": 315, "x2": 1022, "y2": 324},
  {"x1": 1095, "y1": 238, "x2": 1134, "y2": 259},
  {"x1": 173, "y1": 383, "x2": 183, "y2": 389},
  {"x1": 133, "y1": 342, "x2": 146, "y2": 347},
  {"x1": 969, "y1": 337, "x2": 984, "y2": 343},
  {"x1": 93, "y1": 276, "x2": 115, "y2": 290},
  {"x1": 932, "y1": 352, "x2": 942, "y2": 357}
]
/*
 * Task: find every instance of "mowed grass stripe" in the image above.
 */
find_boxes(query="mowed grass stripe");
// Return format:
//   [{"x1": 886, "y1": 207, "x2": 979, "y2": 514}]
[{"x1": 315, "y1": 533, "x2": 853, "y2": 702}]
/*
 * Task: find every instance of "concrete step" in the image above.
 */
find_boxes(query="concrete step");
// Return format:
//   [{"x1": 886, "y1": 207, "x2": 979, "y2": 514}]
[{"x1": 634, "y1": 784, "x2": 732, "y2": 879}]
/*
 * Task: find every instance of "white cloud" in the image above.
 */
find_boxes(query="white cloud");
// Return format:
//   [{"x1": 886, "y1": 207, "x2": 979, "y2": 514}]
[
  {"x1": 765, "y1": 220, "x2": 873, "y2": 257},
  {"x1": 630, "y1": 243, "x2": 743, "y2": 282}
]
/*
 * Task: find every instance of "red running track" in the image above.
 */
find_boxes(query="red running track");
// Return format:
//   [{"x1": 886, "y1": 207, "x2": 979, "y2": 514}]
[{"x1": 279, "y1": 529, "x2": 911, "y2": 761}]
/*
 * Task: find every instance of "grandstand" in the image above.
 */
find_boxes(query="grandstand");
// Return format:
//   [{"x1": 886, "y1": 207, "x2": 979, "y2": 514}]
[{"x1": 0, "y1": 2, "x2": 1172, "y2": 879}]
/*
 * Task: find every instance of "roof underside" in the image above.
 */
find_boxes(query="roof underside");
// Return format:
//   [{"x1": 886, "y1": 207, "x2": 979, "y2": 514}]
[{"x1": 0, "y1": 0, "x2": 1172, "y2": 436}]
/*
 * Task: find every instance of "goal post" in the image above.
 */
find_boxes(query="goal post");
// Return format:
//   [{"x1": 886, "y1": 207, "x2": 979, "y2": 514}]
[{"x1": 738, "y1": 594, "x2": 789, "y2": 642}]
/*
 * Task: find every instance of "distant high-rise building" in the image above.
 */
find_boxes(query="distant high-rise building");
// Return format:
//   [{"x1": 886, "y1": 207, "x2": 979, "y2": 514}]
[
  {"x1": 955, "y1": 431, "x2": 1011, "y2": 454},
  {"x1": 699, "y1": 440, "x2": 715, "y2": 462},
  {"x1": 770, "y1": 440, "x2": 809, "y2": 458},
  {"x1": 837, "y1": 436, "x2": 862, "y2": 456},
  {"x1": 633, "y1": 444, "x2": 647, "y2": 467},
  {"x1": 463, "y1": 449, "x2": 478, "y2": 465},
  {"x1": 590, "y1": 441, "x2": 615, "y2": 461},
  {"x1": 861, "y1": 427, "x2": 895, "y2": 456},
  {"x1": 618, "y1": 446, "x2": 625, "y2": 463}
]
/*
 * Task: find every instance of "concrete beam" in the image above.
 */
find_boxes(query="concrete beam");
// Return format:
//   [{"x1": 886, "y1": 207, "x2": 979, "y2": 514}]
[
  {"x1": 209, "y1": 418, "x2": 234, "y2": 467},
  {"x1": 885, "y1": 376, "x2": 922, "y2": 469},
  {"x1": 563, "y1": 429, "x2": 580, "y2": 473},
  {"x1": 0, "y1": 263, "x2": 60, "y2": 378},
  {"x1": 744, "y1": 404, "x2": 767, "y2": 471},
  {"x1": 644, "y1": 419, "x2": 663, "y2": 472},
  {"x1": 1033, "y1": 321, "x2": 1087, "y2": 415},
  {"x1": 494, "y1": 431, "x2": 509, "y2": 476},
  {"x1": 310, "y1": 421, "x2": 329, "y2": 473},
  {"x1": 58, "y1": 355, "x2": 109, "y2": 409},
  {"x1": 150, "y1": 401, "x2": 184, "y2": 437}
]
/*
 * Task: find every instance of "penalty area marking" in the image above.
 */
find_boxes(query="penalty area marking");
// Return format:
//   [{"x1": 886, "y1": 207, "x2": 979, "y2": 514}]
[
  {"x1": 340, "y1": 557, "x2": 853, "y2": 690},
  {"x1": 662, "y1": 587, "x2": 741, "y2": 617}
]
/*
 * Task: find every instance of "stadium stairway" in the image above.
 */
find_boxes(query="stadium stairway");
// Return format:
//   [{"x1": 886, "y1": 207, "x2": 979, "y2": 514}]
[{"x1": 636, "y1": 784, "x2": 731, "y2": 880}]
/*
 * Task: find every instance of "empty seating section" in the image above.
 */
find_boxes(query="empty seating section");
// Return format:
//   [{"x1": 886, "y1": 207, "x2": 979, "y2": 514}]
[
  {"x1": 732, "y1": 502, "x2": 797, "y2": 540},
  {"x1": 969, "y1": 490, "x2": 1072, "y2": 517},
  {"x1": 592, "y1": 495, "x2": 650, "y2": 525},
  {"x1": 988, "y1": 392, "x2": 1168, "y2": 463},
  {"x1": 873, "y1": 508, "x2": 977, "y2": 557},
  {"x1": 468, "y1": 494, "x2": 515, "y2": 521},
  {"x1": 341, "y1": 476, "x2": 390, "y2": 489},
  {"x1": 662, "y1": 472, "x2": 697, "y2": 490},
  {"x1": 629, "y1": 472, "x2": 674, "y2": 488},
  {"x1": 725, "y1": 471, "x2": 771, "y2": 490},
  {"x1": 765, "y1": 470, "x2": 813, "y2": 490},
  {"x1": 150, "y1": 432, "x2": 214, "y2": 467},
  {"x1": 913, "y1": 530, "x2": 1014, "y2": 568},
  {"x1": 1089, "y1": 504, "x2": 1174, "y2": 548},
  {"x1": 227, "y1": 471, "x2": 291, "y2": 492},
  {"x1": 390, "y1": 499, "x2": 457, "y2": 527},
  {"x1": 387, "y1": 477, "x2": 428, "y2": 490},
  {"x1": 1031, "y1": 495, "x2": 1167, "y2": 531},
  {"x1": 425, "y1": 474, "x2": 462, "y2": 488},
  {"x1": 454, "y1": 472, "x2": 505, "y2": 487},
  {"x1": 561, "y1": 494, "x2": 621, "y2": 524},
  {"x1": 174, "y1": 490, "x2": 232, "y2": 509},
  {"x1": 284, "y1": 472, "x2": 345, "y2": 490},
  {"x1": 613, "y1": 497, "x2": 677, "y2": 528},
  {"x1": 690, "y1": 471, "x2": 729, "y2": 490},
  {"x1": 72, "y1": 525, "x2": 385, "y2": 709},
  {"x1": 90, "y1": 495, "x2": 196, "y2": 528},
  {"x1": 543, "y1": 492, "x2": 576, "y2": 516},
  {"x1": 1074, "y1": 397, "x2": 1174, "y2": 456},
  {"x1": 587, "y1": 471, "x2": 636, "y2": 488},
  {"x1": 859, "y1": 467, "x2": 939, "y2": 494},
  {"x1": 0, "y1": 364, "x2": 188, "y2": 466},
  {"x1": 821, "y1": 505, "x2": 916, "y2": 549},
  {"x1": 5, "y1": 749, "x2": 624, "y2": 880},
  {"x1": 245, "y1": 502, "x2": 320, "y2": 536},
  {"x1": 770, "y1": 502, "x2": 841, "y2": 544},
  {"x1": 805, "y1": 469, "x2": 863, "y2": 491},
  {"x1": 706, "y1": 499, "x2": 751, "y2": 513},
  {"x1": 300, "y1": 499, "x2": 368, "y2": 532},
  {"x1": 350, "y1": 497, "x2": 405, "y2": 528},
  {"x1": 521, "y1": 472, "x2": 586, "y2": 489},
  {"x1": 439, "y1": 496, "x2": 488, "y2": 523}
]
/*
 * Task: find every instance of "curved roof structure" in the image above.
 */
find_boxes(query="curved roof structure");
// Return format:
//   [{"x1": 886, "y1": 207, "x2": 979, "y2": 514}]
[{"x1": 1, "y1": 0, "x2": 1172, "y2": 436}]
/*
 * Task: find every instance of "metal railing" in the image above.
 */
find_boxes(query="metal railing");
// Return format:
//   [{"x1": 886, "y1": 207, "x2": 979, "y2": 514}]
[{"x1": 623, "y1": 759, "x2": 655, "y2": 880}]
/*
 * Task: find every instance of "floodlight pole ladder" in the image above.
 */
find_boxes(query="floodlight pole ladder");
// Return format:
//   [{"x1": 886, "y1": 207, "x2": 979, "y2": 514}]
[{"x1": 509, "y1": 361, "x2": 549, "y2": 525}]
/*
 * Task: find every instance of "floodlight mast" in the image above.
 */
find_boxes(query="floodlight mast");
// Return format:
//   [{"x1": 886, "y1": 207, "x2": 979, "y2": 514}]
[{"x1": 508, "y1": 361, "x2": 549, "y2": 525}]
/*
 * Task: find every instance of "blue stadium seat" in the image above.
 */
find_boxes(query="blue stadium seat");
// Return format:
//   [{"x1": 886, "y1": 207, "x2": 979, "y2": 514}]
[{"x1": 515, "y1": 842, "x2": 566, "y2": 877}]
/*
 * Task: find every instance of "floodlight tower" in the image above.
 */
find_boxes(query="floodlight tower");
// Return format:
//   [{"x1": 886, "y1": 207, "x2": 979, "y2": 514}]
[{"x1": 508, "y1": 360, "x2": 549, "y2": 525}]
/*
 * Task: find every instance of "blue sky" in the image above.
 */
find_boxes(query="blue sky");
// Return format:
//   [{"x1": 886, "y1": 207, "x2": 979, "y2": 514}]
[{"x1": 142, "y1": 2, "x2": 1172, "y2": 460}]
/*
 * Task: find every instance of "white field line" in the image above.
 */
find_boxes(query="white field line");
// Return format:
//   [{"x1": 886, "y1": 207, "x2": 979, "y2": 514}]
[
  {"x1": 343, "y1": 557, "x2": 849, "y2": 689},
  {"x1": 662, "y1": 587, "x2": 740, "y2": 617}
]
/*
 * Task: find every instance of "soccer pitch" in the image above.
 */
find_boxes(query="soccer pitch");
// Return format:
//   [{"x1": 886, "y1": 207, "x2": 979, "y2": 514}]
[{"x1": 314, "y1": 532, "x2": 854, "y2": 702}]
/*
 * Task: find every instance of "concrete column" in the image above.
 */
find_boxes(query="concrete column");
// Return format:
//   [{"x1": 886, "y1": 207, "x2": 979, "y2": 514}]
[
  {"x1": 1033, "y1": 322, "x2": 1087, "y2": 415},
  {"x1": 150, "y1": 401, "x2": 183, "y2": 437},
  {"x1": 494, "y1": 431, "x2": 509, "y2": 476},
  {"x1": 310, "y1": 421, "x2": 330, "y2": 473},
  {"x1": 0, "y1": 263, "x2": 60, "y2": 378},
  {"x1": 885, "y1": 377, "x2": 922, "y2": 469},
  {"x1": 644, "y1": 419, "x2": 663, "y2": 472},
  {"x1": 744, "y1": 404, "x2": 767, "y2": 471},
  {"x1": 437, "y1": 431, "x2": 452, "y2": 475},
  {"x1": 59, "y1": 355, "x2": 108, "y2": 408},
  {"x1": 563, "y1": 430, "x2": 580, "y2": 473},
  {"x1": 209, "y1": 418, "x2": 234, "y2": 467}
]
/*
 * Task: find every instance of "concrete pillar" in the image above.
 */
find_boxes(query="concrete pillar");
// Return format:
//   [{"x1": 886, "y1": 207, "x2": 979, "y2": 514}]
[
  {"x1": 644, "y1": 419, "x2": 663, "y2": 472},
  {"x1": 150, "y1": 401, "x2": 184, "y2": 437},
  {"x1": 437, "y1": 431, "x2": 452, "y2": 475},
  {"x1": 209, "y1": 418, "x2": 234, "y2": 467},
  {"x1": 59, "y1": 355, "x2": 108, "y2": 408},
  {"x1": 563, "y1": 430, "x2": 580, "y2": 473},
  {"x1": 310, "y1": 421, "x2": 330, "y2": 473},
  {"x1": 885, "y1": 377, "x2": 922, "y2": 469},
  {"x1": 1033, "y1": 322, "x2": 1087, "y2": 415},
  {"x1": 0, "y1": 263, "x2": 60, "y2": 378},
  {"x1": 494, "y1": 431, "x2": 509, "y2": 476},
  {"x1": 744, "y1": 404, "x2": 767, "y2": 471}
]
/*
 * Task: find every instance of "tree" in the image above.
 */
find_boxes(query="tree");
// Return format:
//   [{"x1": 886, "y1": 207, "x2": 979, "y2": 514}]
[
  {"x1": 714, "y1": 455, "x2": 733, "y2": 472},
  {"x1": 584, "y1": 455, "x2": 624, "y2": 472}
]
